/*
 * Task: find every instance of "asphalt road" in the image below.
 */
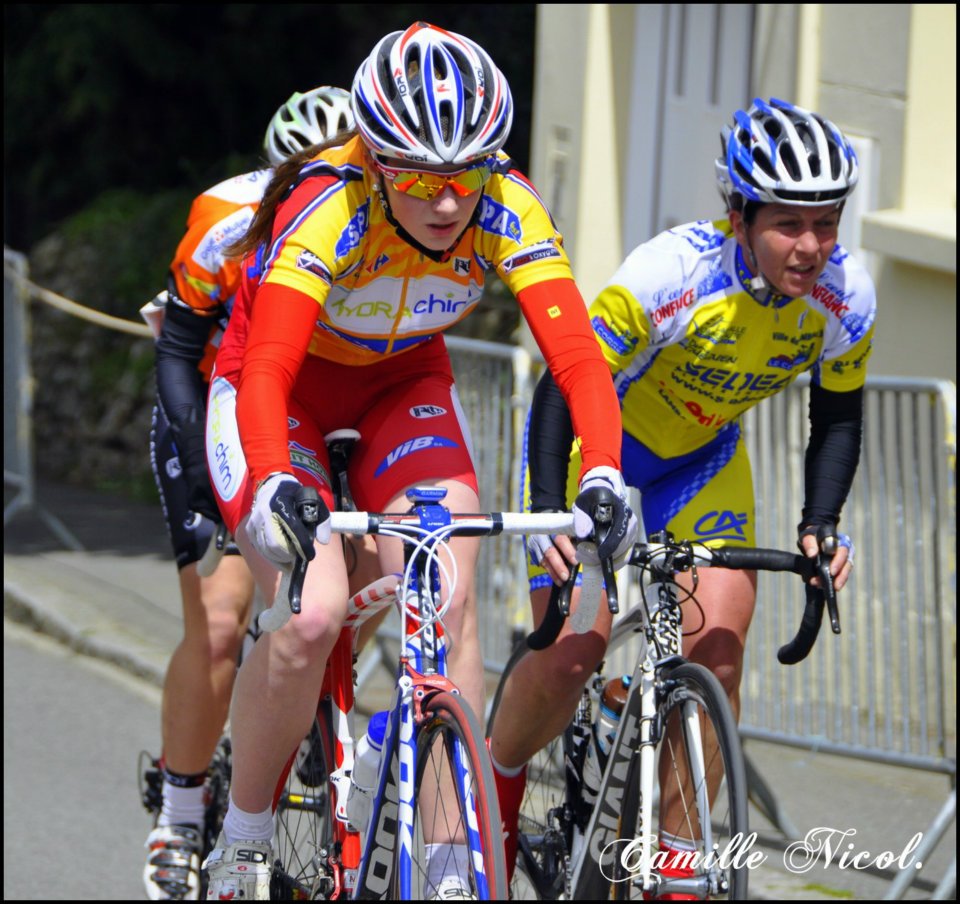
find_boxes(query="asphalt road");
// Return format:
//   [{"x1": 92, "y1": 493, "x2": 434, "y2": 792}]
[{"x1": 4, "y1": 618, "x2": 162, "y2": 901}]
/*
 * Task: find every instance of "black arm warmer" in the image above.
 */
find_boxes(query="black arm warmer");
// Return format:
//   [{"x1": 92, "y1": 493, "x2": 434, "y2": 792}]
[
  {"x1": 800, "y1": 384, "x2": 864, "y2": 530},
  {"x1": 154, "y1": 295, "x2": 216, "y2": 431},
  {"x1": 528, "y1": 370, "x2": 576, "y2": 511}
]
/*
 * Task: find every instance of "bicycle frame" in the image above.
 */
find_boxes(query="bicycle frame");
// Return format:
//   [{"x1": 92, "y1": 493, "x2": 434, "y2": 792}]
[
  {"x1": 306, "y1": 491, "x2": 574, "y2": 898},
  {"x1": 352, "y1": 488, "x2": 497, "y2": 899},
  {"x1": 568, "y1": 571, "x2": 687, "y2": 898}
]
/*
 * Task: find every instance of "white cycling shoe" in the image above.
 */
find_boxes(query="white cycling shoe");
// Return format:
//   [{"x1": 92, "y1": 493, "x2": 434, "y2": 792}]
[
  {"x1": 429, "y1": 875, "x2": 478, "y2": 899},
  {"x1": 143, "y1": 824, "x2": 202, "y2": 900},
  {"x1": 202, "y1": 839, "x2": 272, "y2": 900}
]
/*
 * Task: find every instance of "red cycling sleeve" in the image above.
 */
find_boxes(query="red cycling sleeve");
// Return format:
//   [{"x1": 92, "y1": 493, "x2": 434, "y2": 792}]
[
  {"x1": 516, "y1": 278, "x2": 621, "y2": 478},
  {"x1": 236, "y1": 283, "x2": 318, "y2": 485}
]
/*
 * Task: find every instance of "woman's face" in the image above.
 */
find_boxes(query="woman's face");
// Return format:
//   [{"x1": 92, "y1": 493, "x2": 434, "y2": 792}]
[
  {"x1": 375, "y1": 158, "x2": 485, "y2": 251},
  {"x1": 732, "y1": 203, "x2": 842, "y2": 297}
]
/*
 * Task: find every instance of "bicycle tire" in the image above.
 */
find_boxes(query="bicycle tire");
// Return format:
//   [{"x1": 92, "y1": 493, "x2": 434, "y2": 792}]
[
  {"x1": 397, "y1": 691, "x2": 509, "y2": 900},
  {"x1": 614, "y1": 662, "x2": 748, "y2": 900},
  {"x1": 272, "y1": 707, "x2": 336, "y2": 899},
  {"x1": 486, "y1": 644, "x2": 571, "y2": 901}
]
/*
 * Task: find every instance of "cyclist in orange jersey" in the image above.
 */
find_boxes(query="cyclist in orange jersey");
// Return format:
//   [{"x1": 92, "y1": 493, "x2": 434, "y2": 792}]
[
  {"x1": 143, "y1": 87, "x2": 355, "y2": 901},
  {"x1": 201, "y1": 22, "x2": 637, "y2": 900}
]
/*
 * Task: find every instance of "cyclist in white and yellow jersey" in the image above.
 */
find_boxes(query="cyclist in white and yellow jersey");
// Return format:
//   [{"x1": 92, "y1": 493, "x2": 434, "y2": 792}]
[{"x1": 489, "y1": 98, "x2": 876, "y2": 886}]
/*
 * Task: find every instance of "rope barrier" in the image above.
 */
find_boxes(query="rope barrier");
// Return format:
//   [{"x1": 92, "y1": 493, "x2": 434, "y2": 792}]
[{"x1": 4, "y1": 261, "x2": 153, "y2": 338}]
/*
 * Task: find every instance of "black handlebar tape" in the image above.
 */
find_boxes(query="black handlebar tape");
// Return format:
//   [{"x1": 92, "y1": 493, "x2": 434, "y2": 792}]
[
  {"x1": 526, "y1": 563, "x2": 580, "y2": 651},
  {"x1": 777, "y1": 582, "x2": 825, "y2": 665}
]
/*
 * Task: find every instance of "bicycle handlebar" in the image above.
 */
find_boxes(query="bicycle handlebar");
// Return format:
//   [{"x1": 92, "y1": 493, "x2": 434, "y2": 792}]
[
  {"x1": 705, "y1": 545, "x2": 839, "y2": 664},
  {"x1": 196, "y1": 522, "x2": 230, "y2": 578},
  {"x1": 257, "y1": 491, "x2": 617, "y2": 635},
  {"x1": 526, "y1": 540, "x2": 839, "y2": 664}
]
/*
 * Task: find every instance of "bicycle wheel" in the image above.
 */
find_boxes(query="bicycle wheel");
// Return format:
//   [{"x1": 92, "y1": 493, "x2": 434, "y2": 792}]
[
  {"x1": 273, "y1": 707, "x2": 335, "y2": 899},
  {"x1": 396, "y1": 691, "x2": 509, "y2": 900},
  {"x1": 486, "y1": 647, "x2": 571, "y2": 901},
  {"x1": 615, "y1": 662, "x2": 748, "y2": 900}
]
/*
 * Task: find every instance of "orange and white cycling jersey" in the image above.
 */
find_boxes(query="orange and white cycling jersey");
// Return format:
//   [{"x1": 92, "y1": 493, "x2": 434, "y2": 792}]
[
  {"x1": 168, "y1": 169, "x2": 273, "y2": 379},
  {"x1": 590, "y1": 218, "x2": 877, "y2": 459},
  {"x1": 258, "y1": 135, "x2": 572, "y2": 365}
]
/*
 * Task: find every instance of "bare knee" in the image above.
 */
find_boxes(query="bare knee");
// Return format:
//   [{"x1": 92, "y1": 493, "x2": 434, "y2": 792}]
[
  {"x1": 687, "y1": 629, "x2": 744, "y2": 697},
  {"x1": 533, "y1": 631, "x2": 607, "y2": 698}
]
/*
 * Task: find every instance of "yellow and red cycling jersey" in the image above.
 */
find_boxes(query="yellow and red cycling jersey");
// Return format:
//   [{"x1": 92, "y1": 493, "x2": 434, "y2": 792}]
[
  {"x1": 590, "y1": 218, "x2": 877, "y2": 458},
  {"x1": 229, "y1": 135, "x2": 621, "y2": 485},
  {"x1": 168, "y1": 169, "x2": 273, "y2": 380},
  {"x1": 258, "y1": 135, "x2": 573, "y2": 364}
]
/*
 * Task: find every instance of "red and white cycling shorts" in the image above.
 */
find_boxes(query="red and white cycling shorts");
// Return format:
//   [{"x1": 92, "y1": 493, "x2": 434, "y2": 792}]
[{"x1": 206, "y1": 336, "x2": 479, "y2": 534}]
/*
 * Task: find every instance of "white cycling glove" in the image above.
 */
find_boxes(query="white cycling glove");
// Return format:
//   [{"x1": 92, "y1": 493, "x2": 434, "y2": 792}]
[
  {"x1": 572, "y1": 466, "x2": 638, "y2": 569},
  {"x1": 246, "y1": 473, "x2": 331, "y2": 565},
  {"x1": 526, "y1": 509, "x2": 565, "y2": 567}
]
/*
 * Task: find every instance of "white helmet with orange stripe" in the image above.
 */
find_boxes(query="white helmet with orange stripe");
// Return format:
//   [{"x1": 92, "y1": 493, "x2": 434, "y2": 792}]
[{"x1": 351, "y1": 21, "x2": 514, "y2": 166}]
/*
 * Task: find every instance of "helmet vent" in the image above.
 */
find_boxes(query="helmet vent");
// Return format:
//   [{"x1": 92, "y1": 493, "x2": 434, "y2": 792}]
[
  {"x1": 752, "y1": 148, "x2": 778, "y2": 181},
  {"x1": 779, "y1": 143, "x2": 801, "y2": 181}
]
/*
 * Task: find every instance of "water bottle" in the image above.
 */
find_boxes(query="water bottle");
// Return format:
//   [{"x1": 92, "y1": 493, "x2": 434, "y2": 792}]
[
  {"x1": 596, "y1": 675, "x2": 630, "y2": 757},
  {"x1": 345, "y1": 710, "x2": 388, "y2": 833},
  {"x1": 580, "y1": 676, "x2": 631, "y2": 811}
]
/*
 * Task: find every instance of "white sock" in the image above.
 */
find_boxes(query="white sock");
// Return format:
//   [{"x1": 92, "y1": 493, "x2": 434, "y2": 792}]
[
  {"x1": 222, "y1": 797, "x2": 274, "y2": 846},
  {"x1": 488, "y1": 749, "x2": 525, "y2": 778},
  {"x1": 425, "y1": 842, "x2": 470, "y2": 891},
  {"x1": 158, "y1": 780, "x2": 206, "y2": 830}
]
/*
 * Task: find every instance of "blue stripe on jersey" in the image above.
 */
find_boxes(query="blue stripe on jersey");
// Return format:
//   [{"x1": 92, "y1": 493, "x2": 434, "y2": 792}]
[
  {"x1": 262, "y1": 179, "x2": 347, "y2": 278},
  {"x1": 622, "y1": 421, "x2": 741, "y2": 531}
]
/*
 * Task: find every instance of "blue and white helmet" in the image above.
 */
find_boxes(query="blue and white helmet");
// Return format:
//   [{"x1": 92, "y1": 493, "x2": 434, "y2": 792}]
[
  {"x1": 264, "y1": 86, "x2": 354, "y2": 166},
  {"x1": 351, "y1": 22, "x2": 513, "y2": 166},
  {"x1": 716, "y1": 98, "x2": 859, "y2": 207}
]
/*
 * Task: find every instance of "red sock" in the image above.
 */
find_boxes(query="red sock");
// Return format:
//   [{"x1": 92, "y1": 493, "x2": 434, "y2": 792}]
[
  {"x1": 654, "y1": 843, "x2": 698, "y2": 901},
  {"x1": 487, "y1": 740, "x2": 527, "y2": 886}
]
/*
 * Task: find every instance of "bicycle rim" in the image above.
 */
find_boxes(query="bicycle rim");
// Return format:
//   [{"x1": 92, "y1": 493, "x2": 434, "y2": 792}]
[
  {"x1": 615, "y1": 662, "x2": 748, "y2": 900},
  {"x1": 487, "y1": 647, "x2": 570, "y2": 901},
  {"x1": 273, "y1": 711, "x2": 334, "y2": 899},
  {"x1": 395, "y1": 691, "x2": 509, "y2": 900}
]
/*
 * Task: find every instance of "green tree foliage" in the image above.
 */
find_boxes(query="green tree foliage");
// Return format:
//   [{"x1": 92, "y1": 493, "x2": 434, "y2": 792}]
[{"x1": 4, "y1": 4, "x2": 536, "y2": 250}]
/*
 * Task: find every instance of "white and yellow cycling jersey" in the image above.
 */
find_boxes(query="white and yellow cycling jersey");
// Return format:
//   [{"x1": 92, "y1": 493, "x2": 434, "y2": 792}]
[{"x1": 590, "y1": 218, "x2": 876, "y2": 459}]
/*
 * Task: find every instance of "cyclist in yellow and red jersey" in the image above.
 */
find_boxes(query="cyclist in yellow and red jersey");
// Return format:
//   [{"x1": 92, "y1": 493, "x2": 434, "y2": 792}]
[
  {"x1": 143, "y1": 87, "x2": 354, "y2": 901},
  {"x1": 488, "y1": 97, "x2": 876, "y2": 889},
  {"x1": 201, "y1": 22, "x2": 637, "y2": 900}
]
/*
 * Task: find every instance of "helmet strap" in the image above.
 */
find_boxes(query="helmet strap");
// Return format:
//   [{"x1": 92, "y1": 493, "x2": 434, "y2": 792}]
[{"x1": 370, "y1": 166, "x2": 481, "y2": 263}]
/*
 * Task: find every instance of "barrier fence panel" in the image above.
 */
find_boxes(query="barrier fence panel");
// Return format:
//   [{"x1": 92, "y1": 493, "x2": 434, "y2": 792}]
[
  {"x1": 3, "y1": 249, "x2": 83, "y2": 548},
  {"x1": 738, "y1": 374, "x2": 956, "y2": 777},
  {"x1": 4, "y1": 247, "x2": 32, "y2": 514},
  {"x1": 446, "y1": 335, "x2": 535, "y2": 670}
]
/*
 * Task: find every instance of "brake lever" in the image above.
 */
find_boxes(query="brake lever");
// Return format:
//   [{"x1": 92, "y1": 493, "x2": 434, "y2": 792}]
[
  {"x1": 817, "y1": 553, "x2": 841, "y2": 634},
  {"x1": 287, "y1": 486, "x2": 321, "y2": 615}
]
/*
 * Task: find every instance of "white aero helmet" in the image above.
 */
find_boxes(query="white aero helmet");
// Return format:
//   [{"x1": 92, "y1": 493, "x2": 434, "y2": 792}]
[
  {"x1": 716, "y1": 97, "x2": 859, "y2": 207},
  {"x1": 351, "y1": 21, "x2": 514, "y2": 166},
  {"x1": 264, "y1": 86, "x2": 355, "y2": 165}
]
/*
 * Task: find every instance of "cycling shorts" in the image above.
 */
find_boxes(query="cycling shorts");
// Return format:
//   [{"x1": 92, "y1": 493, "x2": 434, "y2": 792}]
[
  {"x1": 150, "y1": 401, "x2": 242, "y2": 570},
  {"x1": 522, "y1": 419, "x2": 755, "y2": 591},
  {"x1": 207, "y1": 336, "x2": 479, "y2": 535}
]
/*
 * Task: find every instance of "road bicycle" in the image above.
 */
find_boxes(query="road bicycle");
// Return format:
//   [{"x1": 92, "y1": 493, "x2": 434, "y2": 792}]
[
  {"x1": 141, "y1": 428, "x2": 598, "y2": 899},
  {"x1": 260, "y1": 478, "x2": 592, "y2": 899},
  {"x1": 487, "y1": 531, "x2": 839, "y2": 900}
]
